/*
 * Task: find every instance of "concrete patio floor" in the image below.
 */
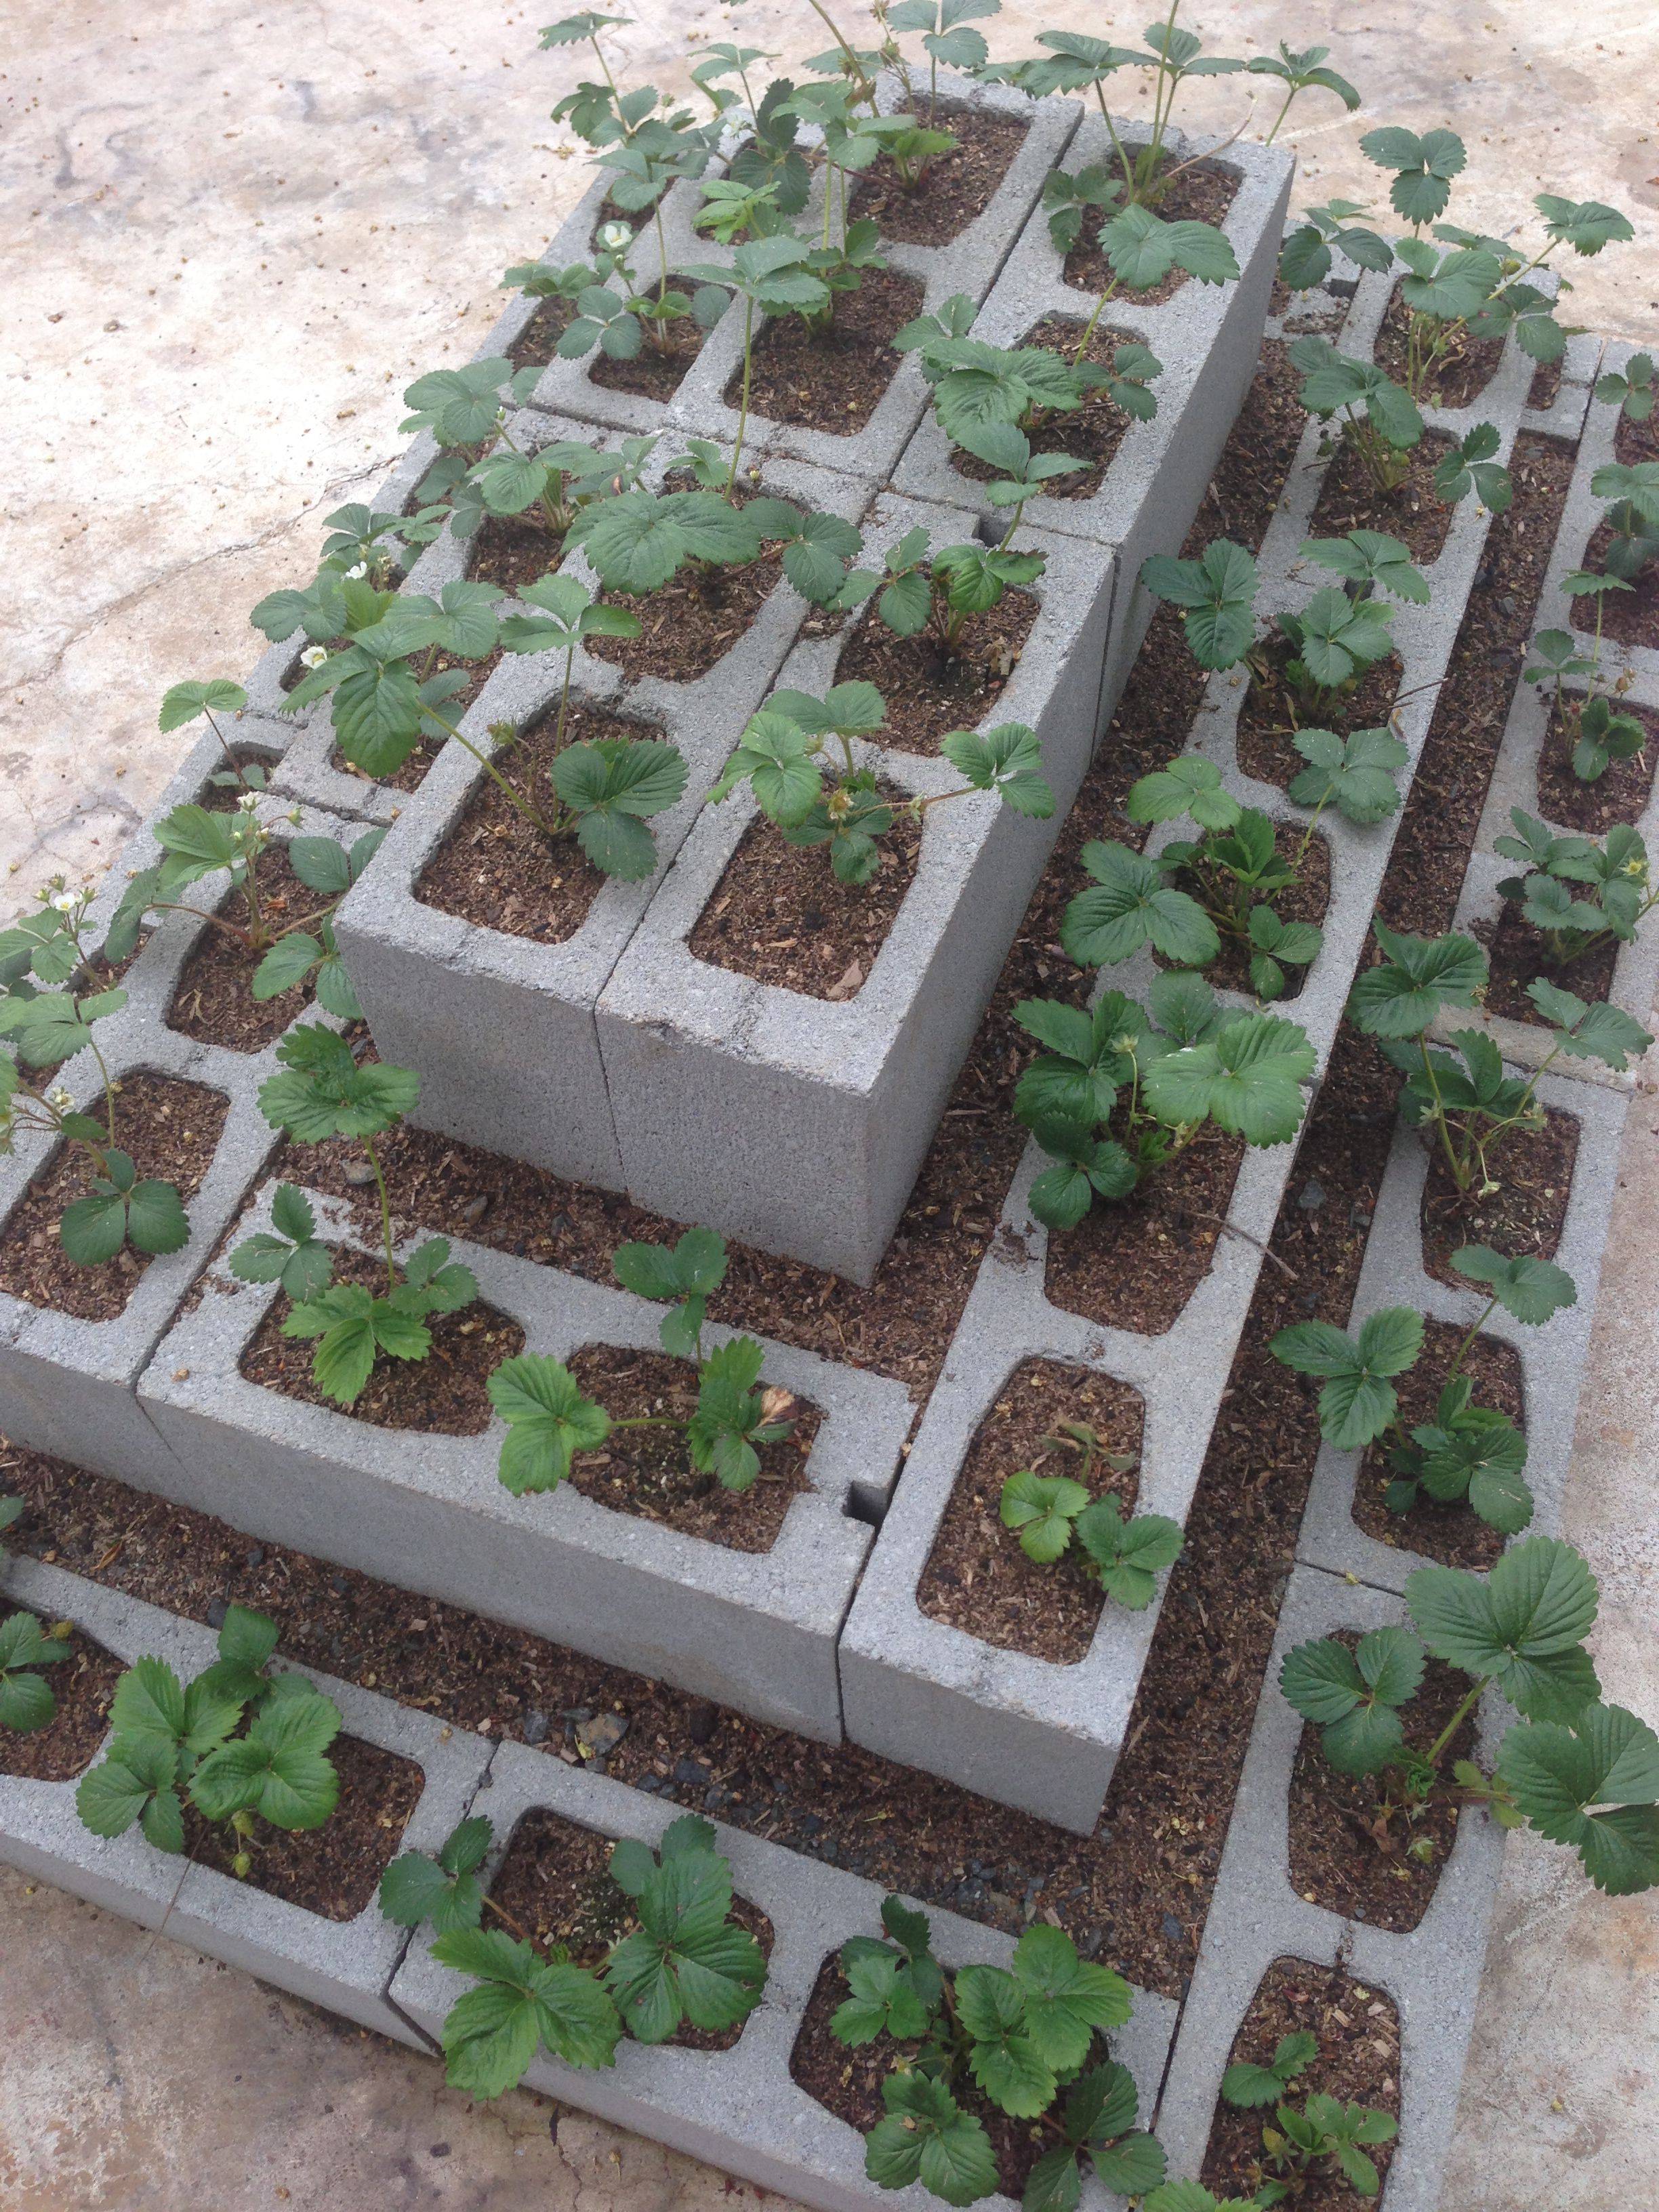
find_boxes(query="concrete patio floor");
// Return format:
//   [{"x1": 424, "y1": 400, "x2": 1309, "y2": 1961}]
[{"x1": 3, "y1": 3, "x2": 1657, "y2": 2206}]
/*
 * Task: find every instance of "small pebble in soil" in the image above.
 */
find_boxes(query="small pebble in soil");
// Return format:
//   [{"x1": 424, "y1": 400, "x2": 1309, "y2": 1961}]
[
  {"x1": 523, "y1": 1710, "x2": 550, "y2": 1745},
  {"x1": 1298, "y1": 1178, "x2": 1326, "y2": 1211},
  {"x1": 245, "y1": 1546, "x2": 264, "y2": 1568},
  {"x1": 206, "y1": 1596, "x2": 228, "y2": 1629}
]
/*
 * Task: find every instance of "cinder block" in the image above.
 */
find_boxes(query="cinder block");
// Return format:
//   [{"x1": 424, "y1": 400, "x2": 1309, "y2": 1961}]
[
  {"x1": 137, "y1": 1182, "x2": 915, "y2": 1742},
  {"x1": 390, "y1": 1738, "x2": 1180, "y2": 2212},
  {"x1": 0, "y1": 1555, "x2": 494, "y2": 2045},
  {"x1": 596, "y1": 495, "x2": 1114, "y2": 1282}
]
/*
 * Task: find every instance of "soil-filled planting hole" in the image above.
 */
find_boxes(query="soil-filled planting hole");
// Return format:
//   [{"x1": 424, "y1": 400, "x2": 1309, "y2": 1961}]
[
  {"x1": 1287, "y1": 1633, "x2": 1480, "y2": 1932},
  {"x1": 1163, "y1": 821, "x2": 1331, "y2": 1004},
  {"x1": 165, "y1": 845, "x2": 323, "y2": 1052},
  {"x1": 916, "y1": 1359, "x2": 1144, "y2": 1662},
  {"x1": 951, "y1": 318, "x2": 1145, "y2": 501},
  {"x1": 688, "y1": 794, "x2": 923, "y2": 1001},
  {"x1": 1234, "y1": 648, "x2": 1403, "y2": 794},
  {"x1": 505, "y1": 287, "x2": 726, "y2": 402},
  {"x1": 832, "y1": 589, "x2": 1042, "y2": 755},
  {"x1": 562, "y1": 1343, "x2": 819, "y2": 1553},
  {"x1": 1352, "y1": 1320, "x2": 1523, "y2": 1570},
  {"x1": 1534, "y1": 695, "x2": 1659, "y2": 834},
  {"x1": 1473, "y1": 899, "x2": 1619, "y2": 1025},
  {"x1": 581, "y1": 480, "x2": 787, "y2": 686},
  {"x1": 1043, "y1": 1124, "x2": 1246, "y2": 1336},
  {"x1": 0, "y1": 1611, "x2": 121, "y2": 1781},
  {"x1": 184, "y1": 1729, "x2": 424, "y2": 1921},
  {"x1": 1419, "y1": 1104, "x2": 1578, "y2": 1285},
  {"x1": 0, "y1": 1073, "x2": 228, "y2": 1322},
  {"x1": 490, "y1": 1806, "x2": 773, "y2": 2050},
  {"x1": 239, "y1": 1246, "x2": 525, "y2": 1433},
  {"x1": 1372, "y1": 285, "x2": 1506, "y2": 410},
  {"x1": 1061, "y1": 159, "x2": 1242, "y2": 309},
  {"x1": 468, "y1": 509, "x2": 572, "y2": 597},
  {"x1": 415, "y1": 699, "x2": 661, "y2": 944},
  {"x1": 1307, "y1": 427, "x2": 1460, "y2": 565},
  {"x1": 732, "y1": 267, "x2": 926, "y2": 438},
  {"x1": 1578, "y1": 521, "x2": 1659, "y2": 649},
  {"x1": 1201, "y1": 1960, "x2": 1401, "y2": 2209},
  {"x1": 848, "y1": 106, "x2": 1028, "y2": 245}
]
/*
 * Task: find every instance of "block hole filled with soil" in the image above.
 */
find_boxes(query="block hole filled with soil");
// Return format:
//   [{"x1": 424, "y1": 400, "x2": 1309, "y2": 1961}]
[
  {"x1": 415, "y1": 698, "x2": 669, "y2": 944},
  {"x1": 1419, "y1": 1103, "x2": 1578, "y2": 1284},
  {"x1": 688, "y1": 785, "x2": 924, "y2": 1001},
  {"x1": 1372, "y1": 282, "x2": 1507, "y2": 409},
  {"x1": 489, "y1": 1805, "x2": 773, "y2": 2050},
  {"x1": 832, "y1": 586, "x2": 1042, "y2": 754},
  {"x1": 1042, "y1": 1122, "x2": 1246, "y2": 1336},
  {"x1": 1353, "y1": 1320, "x2": 1523, "y2": 1570},
  {"x1": 1158, "y1": 819, "x2": 1331, "y2": 1004},
  {"x1": 562, "y1": 1341, "x2": 821, "y2": 1553},
  {"x1": 1234, "y1": 643, "x2": 1404, "y2": 793},
  {"x1": 165, "y1": 844, "x2": 327, "y2": 1053},
  {"x1": 0, "y1": 1071, "x2": 228, "y2": 1322},
  {"x1": 728, "y1": 267, "x2": 926, "y2": 438},
  {"x1": 1306, "y1": 425, "x2": 1460, "y2": 565},
  {"x1": 239, "y1": 1245, "x2": 525, "y2": 1434},
  {"x1": 949, "y1": 317, "x2": 1149, "y2": 501},
  {"x1": 0, "y1": 1611, "x2": 121, "y2": 1781},
  {"x1": 508, "y1": 279, "x2": 729, "y2": 401},
  {"x1": 1061, "y1": 157, "x2": 1242, "y2": 310},
  {"x1": 1578, "y1": 521, "x2": 1659, "y2": 650},
  {"x1": 848, "y1": 106, "x2": 1029, "y2": 245},
  {"x1": 1534, "y1": 694, "x2": 1659, "y2": 834},
  {"x1": 580, "y1": 478, "x2": 790, "y2": 685},
  {"x1": 916, "y1": 1357, "x2": 1144, "y2": 1662},
  {"x1": 1201, "y1": 1959, "x2": 1401, "y2": 2208},
  {"x1": 1473, "y1": 899, "x2": 1619, "y2": 1025}
]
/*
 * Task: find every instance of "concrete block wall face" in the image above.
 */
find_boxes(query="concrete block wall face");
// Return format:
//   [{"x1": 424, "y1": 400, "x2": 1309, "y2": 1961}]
[
  {"x1": 595, "y1": 491, "x2": 1117, "y2": 1284},
  {"x1": 388, "y1": 1739, "x2": 1179, "y2": 2212},
  {"x1": 0, "y1": 778, "x2": 365, "y2": 1489},
  {"x1": 136, "y1": 1181, "x2": 914, "y2": 1742},
  {"x1": 329, "y1": 428, "x2": 876, "y2": 1186},
  {"x1": 838, "y1": 265, "x2": 1550, "y2": 1830},
  {"x1": 0, "y1": 1557, "x2": 494, "y2": 2045},
  {"x1": 890, "y1": 119, "x2": 1294, "y2": 726}
]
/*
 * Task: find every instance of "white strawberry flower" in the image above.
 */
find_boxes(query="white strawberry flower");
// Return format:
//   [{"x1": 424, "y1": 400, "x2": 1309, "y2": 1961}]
[{"x1": 300, "y1": 644, "x2": 329, "y2": 669}]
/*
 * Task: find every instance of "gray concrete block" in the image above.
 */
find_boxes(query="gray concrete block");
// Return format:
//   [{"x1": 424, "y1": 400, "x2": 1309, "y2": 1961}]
[
  {"x1": 389, "y1": 1738, "x2": 1179, "y2": 2212},
  {"x1": 1298, "y1": 1071, "x2": 1627, "y2": 1592},
  {"x1": 0, "y1": 1555, "x2": 494, "y2": 2046},
  {"x1": 136, "y1": 1181, "x2": 915, "y2": 1742},
  {"x1": 0, "y1": 787, "x2": 371, "y2": 1486},
  {"x1": 890, "y1": 121, "x2": 1294, "y2": 722},
  {"x1": 596, "y1": 495, "x2": 1115, "y2": 1282},
  {"x1": 331, "y1": 432, "x2": 874, "y2": 1185},
  {"x1": 838, "y1": 274, "x2": 1547, "y2": 1828},
  {"x1": 1152, "y1": 1564, "x2": 1510, "y2": 2212}
]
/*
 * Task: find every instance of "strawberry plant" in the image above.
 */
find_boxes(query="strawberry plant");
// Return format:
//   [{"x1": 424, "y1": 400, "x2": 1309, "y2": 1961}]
[
  {"x1": 0, "y1": 1610, "x2": 69, "y2": 1734},
  {"x1": 1595, "y1": 352, "x2": 1655, "y2": 425},
  {"x1": 1219, "y1": 2036, "x2": 1395, "y2": 2205},
  {"x1": 827, "y1": 1893, "x2": 1164, "y2": 2208},
  {"x1": 381, "y1": 1809, "x2": 766, "y2": 2097},
  {"x1": 899, "y1": 293, "x2": 1164, "y2": 449},
  {"x1": 1523, "y1": 600, "x2": 1646, "y2": 785},
  {"x1": 1012, "y1": 970, "x2": 1315, "y2": 1230},
  {"x1": 709, "y1": 681, "x2": 1052, "y2": 886},
  {"x1": 1281, "y1": 1538, "x2": 1659, "y2": 1896},
  {"x1": 515, "y1": 226, "x2": 728, "y2": 369},
  {"x1": 76, "y1": 1604, "x2": 342, "y2": 1870},
  {"x1": 1000, "y1": 1423, "x2": 1183, "y2": 1608},
  {"x1": 1494, "y1": 810, "x2": 1659, "y2": 970},
  {"x1": 485, "y1": 1228, "x2": 798, "y2": 1498},
  {"x1": 1591, "y1": 459, "x2": 1659, "y2": 585},
  {"x1": 159, "y1": 678, "x2": 267, "y2": 797},
  {"x1": 834, "y1": 524, "x2": 1048, "y2": 660}
]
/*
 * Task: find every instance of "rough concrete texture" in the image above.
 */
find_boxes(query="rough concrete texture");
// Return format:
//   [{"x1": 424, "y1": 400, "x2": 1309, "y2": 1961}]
[
  {"x1": 138, "y1": 1181, "x2": 914, "y2": 1740},
  {"x1": 391, "y1": 1740, "x2": 1178, "y2": 2212},
  {"x1": 0, "y1": 1555, "x2": 494, "y2": 2047},
  {"x1": 596, "y1": 492, "x2": 1114, "y2": 1282},
  {"x1": 7, "y1": 3, "x2": 1659, "y2": 2207}
]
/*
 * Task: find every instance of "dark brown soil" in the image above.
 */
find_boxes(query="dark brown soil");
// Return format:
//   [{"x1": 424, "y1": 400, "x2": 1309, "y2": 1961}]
[
  {"x1": 1581, "y1": 520, "x2": 1659, "y2": 648},
  {"x1": 0, "y1": 1073, "x2": 226, "y2": 1322},
  {"x1": 1373, "y1": 285, "x2": 1506, "y2": 411},
  {"x1": 0, "y1": 1613, "x2": 119, "y2": 1780},
  {"x1": 1474, "y1": 899, "x2": 1620, "y2": 1024},
  {"x1": 1378, "y1": 434, "x2": 1579, "y2": 937},
  {"x1": 1234, "y1": 648, "x2": 1402, "y2": 794},
  {"x1": 688, "y1": 801, "x2": 923, "y2": 1002},
  {"x1": 184, "y1": 1729, "x2": 424, "y2": 1921},
  {"x1": 1528, "y1": 355, "x2": 1564, "y2": 412},
  {"x1": 562, "y1": 1343, "x2": 819, "y2": 1553},
  {"x1": 1536, "y1": 695, "x2": 1658, "y2": 833},
  {"x1": 848, "y1": 107, "x2": 1027, "y2": 246},
  {"x1": 1615, "y1": 405, "x2": 1659, "y2": 466},
  {"x1": 239, "y1": 1247, "x2": 523, "y2": 1434},
  {"x1": 952, "y1": 318, "x2": 1141, "y2": 502},
  {"x1": 329, "y1": 731, "x2": 446, "y2": 798},
  {"x1": 832, "y1": 592, "x2": 1042, "y2": 755},
  {"x1": 415, "y1": 701, "x2": 657, "y2": 943},
  {"x1": 1287, "y1": 1639, "x2": 1480, "y2": 1932},
  {"x1": 1419, "y1": 1106, "x2": 1579, "y2": 1284},
  {"x1": 582, "y1": 551, "x2": 785, "y2": 687},
  {"x1": 490, "y1": 1806, "x2": 773, "y2": 2051},
  {"x1": 1187, "y1": 340, "x2": 1313, "y2": 554},
  {"x1": 165, "y1": 847, "x2": 320, "y2": 1052},
  {"x1": 915, "y1": 1359, "x2": 1144, "y2": 1662},
  {"x1": 203, "y1": 752, "x2": 283, "y2": 809},
  {"x1": 508, "y1": 291, "x2": 577, "y2": 371},
  {"x1": 1201, "y1": 1961, "x2": 1400, "y2": 2209},
  {"x1": 1169, "y1": 823, "x2": 1330, "y2": 1004},
  {"x1": 790, "y1": 1950, "x2": 1071, "y2": 2200},
  {"x1": 1352, "y1": 1321, "x2": 1523, "y2": 1568},
  {"x1": 589, "y1": 313, "x2": 718, "y2": 403},
  {"x1": 1307, "y1": 428, "x2": 1460, "y2": 565},
  {"x1": 735, "y1": 267, "x2": 926, "y2": 438},
  {"x1": 468, "y1": 510, "x2": 570, "y2": 596},
  {"x1": 0, "y1": 331, "x2": 1584, "y2": 2006},
  {"x1": 1062, "y1": 161, "x2": 1241, "y2": 309},
  {"x1": 1043, "y1": 1125, "x2": 1247, "y2": 1336}
]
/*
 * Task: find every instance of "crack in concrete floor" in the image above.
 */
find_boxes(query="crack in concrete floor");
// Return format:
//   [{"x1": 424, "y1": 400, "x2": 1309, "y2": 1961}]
[{"x1": 3, "y1": 2, "x2": 1658, "y2": 2205}]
